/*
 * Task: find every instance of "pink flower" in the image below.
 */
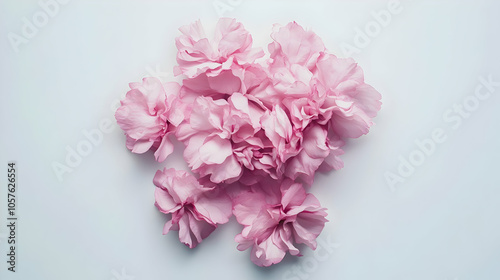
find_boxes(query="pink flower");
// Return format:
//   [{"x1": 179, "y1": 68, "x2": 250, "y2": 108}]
[
  {"x1": 179, "y1": 63, "x2": 270, "y2": 105},
  {"x1": 233, "y1": 179, "x2": 328, "y2": 267},
  {"x1": 248, "y1": 22, "x2": 324, "y2": 110},
  {"x1": 115, "y1": 19, "x2": 383, "y2": 266},
  {"x1": 176, "y1": 92, "x2": 280, "y2": 183},
  {"x1": 181, "y1": 70, "x2": 242, "y2": 100},
  {"x1": 154, "y1": 168, "x2": 232, "y2": 248},
  {"x1": 115, "y1": 77, "x2": 184, "y2": 162},
  {"x1": 258, "y1": 22, "x2": 382, "y2": 140},
  {"x1": 285, "y1": 124, "x2": 344, "y2": 185},
  {"x1": 268, "y1": 21, "x2": 326, "y2": 70},
  {"x1": 250, "y1": 64, "x2": 317, "y2": 113},
  {"x1": 174, "y1": 18, "x2": 264, "y2": 79},
  {"x1": 315, "y1": 54, "x2": 382, "y2": 138},
  {"x1": 261, "y1": 104, "x2": 302, "y2": 164}
]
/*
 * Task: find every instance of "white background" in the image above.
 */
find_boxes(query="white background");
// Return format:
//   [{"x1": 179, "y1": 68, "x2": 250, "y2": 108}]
[{"x1": 1, "y1": 1, "x2": 500, "y2": 279}]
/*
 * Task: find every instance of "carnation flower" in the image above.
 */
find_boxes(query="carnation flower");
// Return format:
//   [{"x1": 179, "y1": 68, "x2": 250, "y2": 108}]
[
  {"x1": 233, "y1": 179, "x2": 328, "y2": 266},
  {"x1": 174, "y1": 18, "x2": 264, "y2": 79},
  {"x1": 181, "y1": 70, "x2": 243, "y2": 100},
  {"x1": 179, "y1": 63, "x2": 270, "y2": 102},
  {"x1": 261, "y1": 104, "x2": 301, "y2": 165},
  {"x1": 176, "y1": 92, "x2": 278, "y2": 183},
  {"x1": 115, "y1": 19, "x2": 382, "y2": 266},
  {"x1": 284, "y1": 123, "x2": 344, "y2": 185},
  {"x1": 154, "y1": 168, "x2": 232, "y2": 248},
  {"x1": 115, "y1": 77, "x2": 184, "y2": 162},
  {"x1": 255, "y1": 22, "x2": 382, "y2": 140},
  {"x1": 315, "y1": 54, "x2": 382, "y2": 139},
  {"x1": 268, "y1": 21, "x2": 326, "y2": 70}
]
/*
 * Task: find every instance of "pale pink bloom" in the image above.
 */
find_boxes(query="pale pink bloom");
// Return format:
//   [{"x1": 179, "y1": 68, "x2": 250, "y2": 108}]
[
  {"x1": 247, "y1": 22, "x2": 324, "y2": 110},
  {"x1": 233, "y1": 179, "x2": 328, "y2": 267},
  {"x1": 232, "y1": 64, "x2": 270, "y2": 96},
  {"x1": 254, "y1": 65, "x2": 322, "y2": 131},
  {"x1": 179, "y1": 64, "x2": 269, "y2": 102},
  {"x1": 287, "y1": 97, "x2": 323, "y2": 131},
  {"x1": 246, "y1": 22, "x2": 326, "y2": 127},
  {"x1": 181, "y1": 70, "x2": 242, "y2": 101},
  {"x1": 315, "y1": 54, "x2": 382, "y2": 138},
  {"x1": 263, "y1": 22, "x2": 382, "y2": 140},
  {"x1": 285, "y1": 124, "x2": 344, "y2": 185},
  {"x1": 154, "y1": 168, "x2": 232, "y2": 248},
  {"x1": 176, "y1": 96, "x2": 241, "y2": 183},
  {"x1": 250, "y1": 64, "x2": 317, "y2": 113},
  {"x1": 261, "y1": 104, "x2": 301, "y2": 165},
  {"x1": 176, "y1": 92, "x2": 278, "y2": 183},
  {"x1": 174, "y1": 18, "x2": 264, "y2": 79},
  {"x1": 115, "y1": 77, "x2": 184, "y2": 162},
  {"x1": 115, "y1": 20, "x2": 384, "y2": 266},
  {"x1": 268, "y1": 21, "x2": 326, "y2": 70}
]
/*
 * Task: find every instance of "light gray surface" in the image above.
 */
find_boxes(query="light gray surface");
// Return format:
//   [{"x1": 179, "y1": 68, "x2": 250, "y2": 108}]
[{"x1": 1, "y1": 1, "x2": 500, "y2": 279}]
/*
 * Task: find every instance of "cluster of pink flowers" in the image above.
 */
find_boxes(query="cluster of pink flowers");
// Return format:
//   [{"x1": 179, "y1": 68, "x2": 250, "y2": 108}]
[{"x1": 115, "y1": 18, "x2": 381, "y2": 266}]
